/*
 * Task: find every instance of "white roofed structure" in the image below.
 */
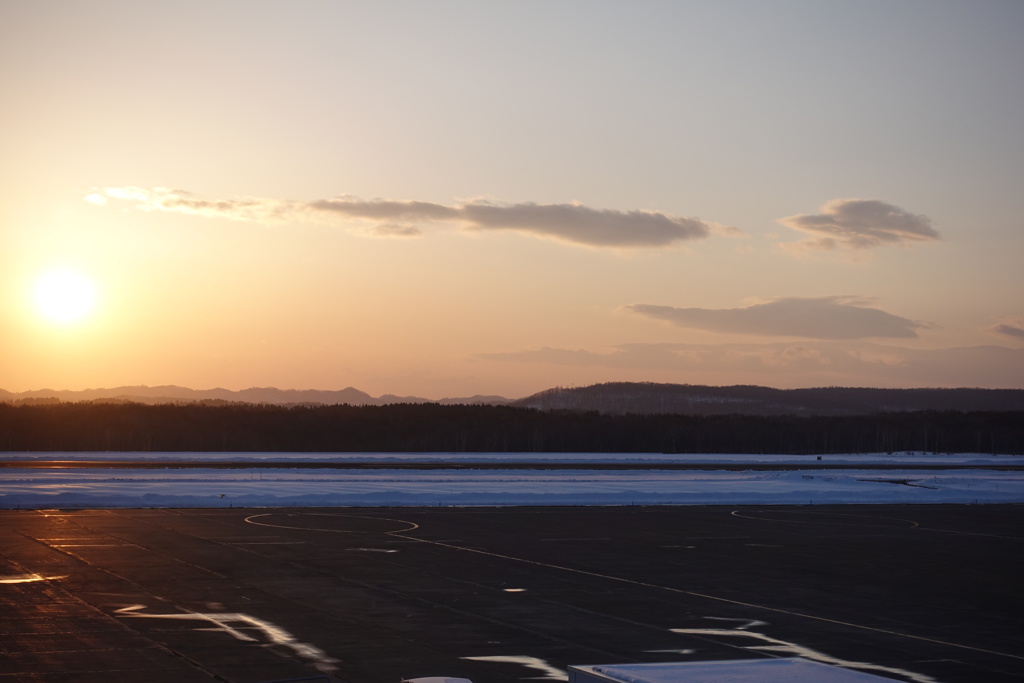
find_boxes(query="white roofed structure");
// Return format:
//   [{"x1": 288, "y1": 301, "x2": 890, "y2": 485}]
[{"x1": 568, "y1": 658, "x2": 902, "y2": 682}]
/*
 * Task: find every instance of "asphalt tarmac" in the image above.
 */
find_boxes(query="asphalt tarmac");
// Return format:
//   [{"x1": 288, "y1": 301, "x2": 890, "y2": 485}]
[{"x1": 1, "y1": 504, "x2": 1021, "y2": 683}]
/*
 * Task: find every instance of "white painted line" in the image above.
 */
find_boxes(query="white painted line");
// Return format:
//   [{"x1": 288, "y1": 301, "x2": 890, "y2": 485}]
[
  {"x1": 243, "y1": 512, "x2": 419, "y2": 534},
  {"x1": 672, "y1": 621, "x2": 936, "y2": 683},
  {"x1": 731, "y1": 509, "x2": 920, "y2": 527},
  {"x1": 462, "y1": 655, "x2": 566, "y2": 681},
  {"x1": 386, "y1": 524, "x2": 1024, "y2": 664},
  {"x1": 229, "y1": 541, "x2": 307, "y2": 545},
  {"x1": 115, "y1": 604, "x2": 339, "y2": 673}
]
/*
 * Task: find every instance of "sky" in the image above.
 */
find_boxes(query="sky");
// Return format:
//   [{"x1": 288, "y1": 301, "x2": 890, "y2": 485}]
[{"x1": 2, "y1": 0, "x2": 1023, "y2": 399}]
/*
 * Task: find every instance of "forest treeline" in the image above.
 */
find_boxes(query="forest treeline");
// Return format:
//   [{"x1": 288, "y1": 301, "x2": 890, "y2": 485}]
[
  {"x1": 514, "y1": 382, "x2": 1024, "y2": 415},
  {"x1": 1, "y1": 402, "x2": 1023, "y2": 454}
]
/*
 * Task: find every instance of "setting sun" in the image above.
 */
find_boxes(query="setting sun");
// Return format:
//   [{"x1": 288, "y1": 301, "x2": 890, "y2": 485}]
[
  {"x1": 3, "y1": 2, "x2": 1023, "y2": 397},
  {"x1": 33, "y1": 270, "x2": 97, "y2": 325}
]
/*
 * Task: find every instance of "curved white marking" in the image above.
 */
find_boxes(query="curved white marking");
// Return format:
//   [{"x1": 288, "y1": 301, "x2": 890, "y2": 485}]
[
  {"x1": 463, "y1": 655, "x2": 566, "y2": 680},
  {"x1": 244, "y1": 512, "x2": 419, "y2": 534}
]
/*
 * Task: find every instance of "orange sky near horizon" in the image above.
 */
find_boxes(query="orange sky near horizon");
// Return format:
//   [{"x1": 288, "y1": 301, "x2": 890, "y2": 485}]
[{"x1": 2, "y1": 1, "x2": 1023, "y2": 399}]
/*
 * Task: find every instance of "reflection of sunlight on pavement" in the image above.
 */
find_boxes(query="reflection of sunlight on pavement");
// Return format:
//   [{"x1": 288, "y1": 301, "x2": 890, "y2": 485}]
[
  {"x1": 115, "y1": 604, "x2": 339, "y2": 672},
  {"x1": 0, "y1": 573, "x2": 67, "y2": 583}
]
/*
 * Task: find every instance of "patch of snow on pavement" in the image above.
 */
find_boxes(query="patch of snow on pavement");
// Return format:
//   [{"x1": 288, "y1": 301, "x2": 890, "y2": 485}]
[{"x1": 1, "y1": 453, "x2": 1021, "y2": 508}]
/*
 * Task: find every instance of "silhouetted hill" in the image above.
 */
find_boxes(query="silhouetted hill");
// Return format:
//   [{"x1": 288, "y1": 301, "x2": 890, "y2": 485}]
[
  {"x1": 0, "y1": 385, "x2": 377, "y2": 405},
  {"x1": 4, "y1": 382, "x2": 1024, "y2": 415},
  {"x1": 512, "y1": 382, "x2": 1024, "y2": 416},
  {"x1": 0, "y1": 385, "x2": 514, "y2": 407}
]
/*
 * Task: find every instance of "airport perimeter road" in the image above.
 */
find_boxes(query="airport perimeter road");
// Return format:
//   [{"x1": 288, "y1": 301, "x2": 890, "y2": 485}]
[{"x1": 1, "y1": 505, "x2": 1022, "y2": 683}]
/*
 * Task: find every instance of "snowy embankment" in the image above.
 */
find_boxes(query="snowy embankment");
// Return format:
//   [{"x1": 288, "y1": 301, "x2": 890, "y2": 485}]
[
  {"x1": 1, "y1": 452, "x2": 1021, "y2": 508},
  {"x1": 6, "y1": 451, "x2": 1017, "y2": 466}
]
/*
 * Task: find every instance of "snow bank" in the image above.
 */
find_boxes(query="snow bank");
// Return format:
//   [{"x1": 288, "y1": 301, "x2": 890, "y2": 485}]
[
  {"x1": 1, "y1": 460, "x2": 1021, "y2": 509},
  {"x1": 4, "y1": 451, "x2": 1018, "y2": 465}
]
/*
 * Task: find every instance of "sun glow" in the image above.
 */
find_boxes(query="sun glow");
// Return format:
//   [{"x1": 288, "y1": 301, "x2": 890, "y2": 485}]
[{"x1": 33, "y1": 270, "x2": 97, "y2": 324}]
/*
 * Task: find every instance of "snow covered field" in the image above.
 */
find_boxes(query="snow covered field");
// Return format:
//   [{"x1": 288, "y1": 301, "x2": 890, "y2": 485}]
[
  {"x1": 6, "y1": 451, "x2": 1018, "y2": 465},
  {"x1": 1, "y1": 452, "x2": 1022, "y2": 508}
]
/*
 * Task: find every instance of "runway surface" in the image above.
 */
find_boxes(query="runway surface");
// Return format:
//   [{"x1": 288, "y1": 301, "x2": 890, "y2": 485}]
[{"x1": 1, "y1": 504, "x2": 1021, "y2": 682}]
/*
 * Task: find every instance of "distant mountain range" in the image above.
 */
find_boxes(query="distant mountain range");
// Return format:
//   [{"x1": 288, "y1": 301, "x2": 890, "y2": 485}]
[
  {"x1": 0, "y1": 385, "x2": 510, "y2": 407},
  {"x1": 3, "y1": 382, "x2": 1023, "y2": 415}
]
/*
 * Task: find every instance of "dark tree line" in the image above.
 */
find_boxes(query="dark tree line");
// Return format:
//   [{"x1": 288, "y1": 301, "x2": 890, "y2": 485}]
[
  {"x1": 515, "y1": 382, "x2": 1024, "y2": 416},
  {"x1": 1, "y1": 402, "x2": 1023, "y2": 454}
]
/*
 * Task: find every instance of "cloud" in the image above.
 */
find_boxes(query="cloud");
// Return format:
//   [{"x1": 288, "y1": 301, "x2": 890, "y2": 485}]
[
  {"x1": 479, "y1": 342, "x2": 1024, "y2": 389},
  {"x1": 990, "y1": 318, "x2": 1024, "y2": 341},
  {"x1": 89, "y1": 187, "x2": 712, "y2": 249},
  {"x1": 777, "y1": 199, "x2": 939, "y2": 250},
  {"x1": 94, "y1": 187, "x2": 292, "y2": 222},
  {"x1": 368, "y1": 223, "x2": 424, "y2": 238},
  {"x1": 309, "y1": 197, "x2": 459, "y2": 222},
  {"x1": 459, "y1": 202, "x2": 709, "y2": 247},
  {"x1": 625, "y1": 296, "x2": 924, "y2": 340},
  {"x1": 993, "y1": 324, "x2": 1024, "y2": 339},
  {"x1": 483, "y1": 342, "x2": 876, "y2": 372}
]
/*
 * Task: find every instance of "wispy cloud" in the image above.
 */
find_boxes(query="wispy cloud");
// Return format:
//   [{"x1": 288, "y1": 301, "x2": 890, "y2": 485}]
[
  {"x1": 480, "y1": 343, "x2": 883, "y2": 373},
  {"x1": 777, "y1": 199, "x2": 939, "y2": 251},
  {"x1": 88, "y1": 187, "x2": 714, "y2": 249},
  {"x1": 480, "y1": 342, "x2": 1024, "y2": 388},
  {"x1": 989, "y1": 317, "x2": 1024, "y2": 341},
  {"x1": 625, "y1": 296, "x2": 924, "y2": 340}
]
